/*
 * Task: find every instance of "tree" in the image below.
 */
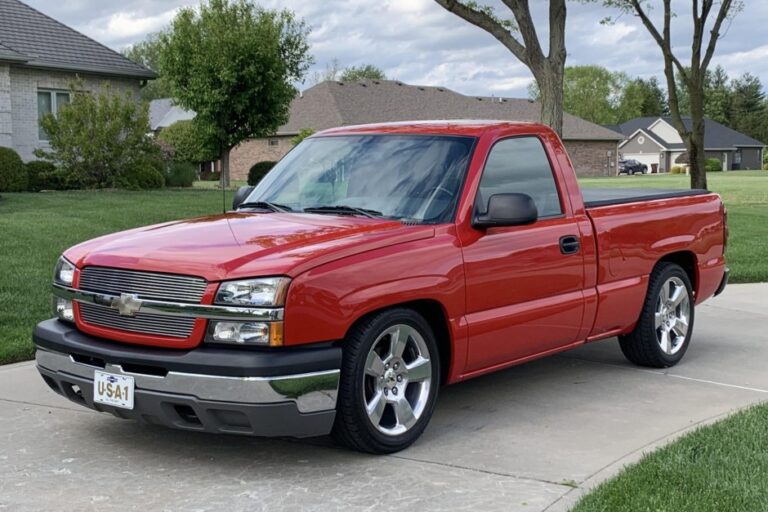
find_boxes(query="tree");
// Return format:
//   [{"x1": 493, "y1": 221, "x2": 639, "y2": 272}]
[
  {"x1": 529, "y1": 65, "x2": 625, "y2": 125},
  {"x1": 434, "y1": 0, "x2": 567, "y2": 136},
  {"x1": 122, "y1": 34, "x2": 173, "y2": 101},
  {"x1": 705, "y1": 65, "x2": 731, "y2": 124},
  {"x1": 602, "y1": 0, "x2": 742, "y2": 189},
  {"x1": 36, "y1": 82, "x2": 161, "y2": 189},
  {"x1": 291, "y1": 128, "x2": 315, "y2": 145},
  {"x1": 729, "y1": 73, "x2": 766, "y2": 143},
  {"x1": 156, "y1": 120, "x2": 218, "y2": 163},
  {"x1": 310, "y1": 58, "x2": 342, "y2": 84},
  {"x1": 616, "y1": 77, "x2": 667, "y2": 122},
  {"x1": 340, "y1": 64, "x2": 386, "y2": 81},
  {"x1": 158, "y1": 0, "x2": 312, "y2": 186}
]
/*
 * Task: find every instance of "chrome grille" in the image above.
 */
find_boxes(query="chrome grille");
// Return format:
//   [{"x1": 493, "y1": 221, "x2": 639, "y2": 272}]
[
  {"x1": 79, "y1": 267, "x2": 207, "y2": 304},
  {"x1": 79, "y1": 303, "x2": 196, "y2": 339}
]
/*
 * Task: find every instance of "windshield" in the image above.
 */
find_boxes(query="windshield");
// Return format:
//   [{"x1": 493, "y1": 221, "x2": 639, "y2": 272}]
[{"x1": 246, "y1": 134, "x2": 476, "y2": 223}]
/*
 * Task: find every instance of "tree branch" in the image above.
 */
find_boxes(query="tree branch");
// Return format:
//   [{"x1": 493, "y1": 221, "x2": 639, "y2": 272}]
[
  {"x1": 630, "y1": 0, "x2": 688, "y2": 80},
  {"x1": 548, "y1": 0, "x2": 567, "y2": 64},
  {"x1": 501, "y1": 0, "x2": 544, "y2": 65},
  {"x1": 433, "y1": 0, "x2": 528, "y2": 63},
  {"x1": 701, "y1": 0, "x2": 733, "y2": 72}
]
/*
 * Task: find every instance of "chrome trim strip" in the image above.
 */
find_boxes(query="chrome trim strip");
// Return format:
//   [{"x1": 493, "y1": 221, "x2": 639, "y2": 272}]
[
  {"x1": 52, "y1": 284, "x2": 284, "y2": 322},
  {"x1": 36, "y1": 349, "x2": 338, "y2": 414}
]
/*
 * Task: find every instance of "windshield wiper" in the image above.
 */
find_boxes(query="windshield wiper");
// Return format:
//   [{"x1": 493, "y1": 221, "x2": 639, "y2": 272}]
[
  {"x1": 303, "y1": 205, "x2": 383, "y2": 218},
  {"x1": 237, "y1": 201, "x2": 292, "y2": 212}
]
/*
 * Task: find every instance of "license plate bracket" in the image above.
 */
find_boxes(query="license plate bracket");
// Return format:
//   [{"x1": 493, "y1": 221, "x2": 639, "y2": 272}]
[{"x1": 93, "y1": 370, "x2": 135, "y2": 410}]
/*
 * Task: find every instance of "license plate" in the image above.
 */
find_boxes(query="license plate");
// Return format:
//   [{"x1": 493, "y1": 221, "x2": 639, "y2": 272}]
[{"x1": 94, "y1": 370, "x2": 134, "y2": 410}]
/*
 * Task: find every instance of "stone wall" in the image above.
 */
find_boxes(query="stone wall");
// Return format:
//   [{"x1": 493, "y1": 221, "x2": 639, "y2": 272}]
[
  {"x1": 9, "y1": 67, "x2": 141, "y2": 161},
  {"x1": 562, "y1": 140, "x2": 619, "y2": 177},
  {"x1": 229, "y1": 135, "x2": 294, "y2": 181}
]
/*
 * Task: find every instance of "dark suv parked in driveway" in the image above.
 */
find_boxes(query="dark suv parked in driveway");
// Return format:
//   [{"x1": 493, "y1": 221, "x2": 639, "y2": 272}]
[{"x1": 619, "y1": 159, "x2": 648, "y2": 175}]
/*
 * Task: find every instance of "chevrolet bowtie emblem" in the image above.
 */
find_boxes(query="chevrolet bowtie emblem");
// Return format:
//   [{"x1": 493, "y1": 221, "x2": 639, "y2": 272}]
[{"x1": 111, "y1": 293, "x2": 143, "y2": 317}]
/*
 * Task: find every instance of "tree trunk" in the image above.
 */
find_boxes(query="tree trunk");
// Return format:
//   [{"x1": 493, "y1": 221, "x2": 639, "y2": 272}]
[
  {"x1": 536, "y1": 69, "x2": 564, "y2": 137},
  {"x1": 220, "y1": 145, "x2": 231, "y2": 189},
  {"x1": 687, "y1": 85, "x2": 708, "y2": 190}
]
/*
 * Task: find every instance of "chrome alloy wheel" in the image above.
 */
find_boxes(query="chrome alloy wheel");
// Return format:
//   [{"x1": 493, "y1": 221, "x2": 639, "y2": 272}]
[
  {"x1": 655, "y1": 276, "x2": 691, "y2": 355},
  {"x1": 363, "y1": 324, "x2": 432, "y2": 436}
]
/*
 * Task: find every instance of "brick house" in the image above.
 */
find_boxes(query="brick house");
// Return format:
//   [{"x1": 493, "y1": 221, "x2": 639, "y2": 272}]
[
  {"x1": 225, "y1": 80, "x2": 624, "y2": 180},
  {"x1": 0, "y1": 0, "x2": 155, "y2": 161}
]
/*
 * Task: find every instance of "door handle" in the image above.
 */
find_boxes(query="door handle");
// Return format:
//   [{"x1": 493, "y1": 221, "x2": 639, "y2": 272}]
[{"x1": 559, "y1": 235, "x2": 580, "y2": 255}]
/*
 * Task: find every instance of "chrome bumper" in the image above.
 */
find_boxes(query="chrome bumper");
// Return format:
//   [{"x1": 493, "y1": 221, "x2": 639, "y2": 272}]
[{"x1": 36, "y1": 349, "x2": 339, "y2": 414}]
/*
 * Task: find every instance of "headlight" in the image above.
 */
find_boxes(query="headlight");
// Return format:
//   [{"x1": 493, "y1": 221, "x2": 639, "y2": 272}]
[
  {"x1": 214, "y1": 277, "x2": 290, "y2": 307},
  {"x1": 205, "y1": 321, "x2": 284, "y2": 346},
  {"x1": 53, "y1": 256, "x2": 75, "y2": 286}
]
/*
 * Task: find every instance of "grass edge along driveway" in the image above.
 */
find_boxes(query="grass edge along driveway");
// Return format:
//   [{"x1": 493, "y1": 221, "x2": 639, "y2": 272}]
[{"x1": 572, "y1": 403, "x2": 768, "y2": 512}]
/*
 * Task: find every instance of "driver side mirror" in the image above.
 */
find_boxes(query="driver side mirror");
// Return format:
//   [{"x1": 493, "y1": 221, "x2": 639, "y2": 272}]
[
  {"x1": 473, "y1": 193, "x2": 538, "y2": 229},
  {"x1": 232, "y1": 186, "x2": 255, "y2": 210}
]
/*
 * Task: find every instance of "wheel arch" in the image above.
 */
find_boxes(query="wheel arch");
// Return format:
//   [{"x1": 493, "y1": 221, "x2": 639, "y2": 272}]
[
  {"x1": 657, "y1": 250, "x2": 698, "y2": 297},
  {"x1": 344, "y1": 299, "x2": 453, "y2": 385}
]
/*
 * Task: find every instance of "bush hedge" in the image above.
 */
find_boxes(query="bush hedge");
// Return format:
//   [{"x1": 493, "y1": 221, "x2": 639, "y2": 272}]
[
  {"x1": 0, "y1": 147, "x2": 28, "y2": 192},
  {"x1": 705, "y1": 158, "x2": 723, "y2": 172},
  {"x1": 248, "y1": 161, "x2": 276, "y2": 186},
  {"x1": 670, "y1": 166, "x2": 685, "y2": 174},
  {"x1": 114, "y1": 163, "x2": 165, "y2": 190},
  {"x1": 165, "y1": 161, "x2": 197, "y2": 187},
  {"x1": 26, "y1": 161, "x2": 57, "y2": 191}
]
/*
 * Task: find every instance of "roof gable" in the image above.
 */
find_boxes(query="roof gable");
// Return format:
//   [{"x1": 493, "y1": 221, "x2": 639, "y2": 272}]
[
  {"x1": 0, "y1": 0, "x2": 155, "y2": 79},
  {"x1": 617, "y1": 116, "x2": 765, "y2": 149}
]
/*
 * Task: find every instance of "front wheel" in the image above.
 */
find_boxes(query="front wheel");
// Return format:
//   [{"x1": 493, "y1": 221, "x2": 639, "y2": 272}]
[
  {"x1": 619, "y1": 263, "x2": 694, "y2": 367},
  {"x1": 332, "y1": 308, "x2": 440, "y2": 454}
]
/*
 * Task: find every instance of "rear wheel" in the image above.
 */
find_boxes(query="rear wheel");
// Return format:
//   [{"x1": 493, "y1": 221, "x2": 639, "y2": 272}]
[
  {"x1": 332, "y1": 308, "x2": 440, "y2": 454},
  {"x1": 619, "y1": 263, "x2": 694, "y2": 367}
]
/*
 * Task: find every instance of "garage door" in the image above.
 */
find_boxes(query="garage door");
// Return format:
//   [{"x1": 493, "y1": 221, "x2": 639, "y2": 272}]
[{"x1": 622, "y1": 153, "x2": 659, "y2": 168}]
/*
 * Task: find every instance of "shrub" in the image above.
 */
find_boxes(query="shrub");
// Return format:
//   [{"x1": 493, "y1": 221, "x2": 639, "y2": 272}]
[
  {"x1": 156, "y1": 120, "x2": 217, "y2": 163},
  {"x1": 115, "y1": 162, "x2": 165, "y2": 190},
  {"x1": 165, "y1": 161, "x2": 197, "y2": 187},
  {"x1": 200, "y1": 167, "x2": 220, "y2": 181},
  {"x1": 0, "y1": 147, "x2": 28, "y2": 192},
  {"x1": 26, "y1": 160, "x2": 57, "y2": 191},
  {"x1": 670, "y1": 166, "x2": 685, "y2": 174},
  {"x1": 248, "y1": 161, "x2": 276, "y2": 186},
  {"x1": 705, "y1": 158, "x2": 723, "y2": 172},
  {"x1": 291, "y1": 128, "x2": 315, "y2": 146},
  {"x1": 36, "y1": 81, "x2": 162, "y2": 188}
]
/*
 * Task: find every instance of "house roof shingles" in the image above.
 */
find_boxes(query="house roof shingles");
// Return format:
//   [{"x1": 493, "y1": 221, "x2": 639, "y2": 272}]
[
  {"x1": 0, "y1": 0, "x2": 155, "y2": 79},
  {"x1": 280, "y1": 80, "x2": 624, "y2": 141},
  {"x1": 614, "y1": 116, "x2": 765, "y2": 149}
]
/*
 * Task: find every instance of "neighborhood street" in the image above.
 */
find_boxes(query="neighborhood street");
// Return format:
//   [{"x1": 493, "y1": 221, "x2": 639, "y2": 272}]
[{"x1": 0, "y1": 283, "x2": 765, "y2": 512}]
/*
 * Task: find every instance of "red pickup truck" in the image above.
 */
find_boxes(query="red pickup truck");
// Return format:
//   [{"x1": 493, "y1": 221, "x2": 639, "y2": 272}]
[{"x1": 35, "y1": 121, "x2": 728, "y2": 454}]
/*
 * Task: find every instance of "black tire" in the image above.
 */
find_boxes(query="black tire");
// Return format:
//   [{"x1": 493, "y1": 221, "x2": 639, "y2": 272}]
[
  {"x1": 332, "y1": 308, "x2": 440, "y2": 454},
  {"x1": 619, "y1": 262, "x2": 695, "y2": 368}
]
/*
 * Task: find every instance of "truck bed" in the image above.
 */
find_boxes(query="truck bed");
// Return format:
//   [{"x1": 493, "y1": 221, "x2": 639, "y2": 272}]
[{"x1": 583, "y1": 188, "x2": 709, "y2": 208}]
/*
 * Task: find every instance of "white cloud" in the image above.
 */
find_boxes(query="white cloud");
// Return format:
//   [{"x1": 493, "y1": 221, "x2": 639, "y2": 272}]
[{"x1": 21, "y1": 0, "x2": 768, "y2": 98}]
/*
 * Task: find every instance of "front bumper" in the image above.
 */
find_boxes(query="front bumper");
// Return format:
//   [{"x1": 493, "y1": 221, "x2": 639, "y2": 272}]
[{"x1": 34, "y1": 319, "x2": 341, "y2": 438}]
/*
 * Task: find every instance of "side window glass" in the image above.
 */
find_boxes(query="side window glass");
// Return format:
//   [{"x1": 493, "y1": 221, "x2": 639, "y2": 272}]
[{"x1": 477, "y1": 137, "x2": 563, "y2": 218}]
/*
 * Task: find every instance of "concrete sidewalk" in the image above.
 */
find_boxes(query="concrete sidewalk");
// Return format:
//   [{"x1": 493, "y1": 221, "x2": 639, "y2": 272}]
[{"x1": 1, "y1": 284, "x2": 766, "y2": 511}]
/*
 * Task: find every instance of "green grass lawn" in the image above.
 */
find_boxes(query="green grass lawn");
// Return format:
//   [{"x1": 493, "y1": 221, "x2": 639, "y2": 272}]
[
  {"x1": 0, "y1": 187, "x2": 236, "y2": 365},
  {"x1": 580, "y1": 170, "x2": 768, "y2": 283},
  {"x1": 572, "y1": 403, "x2": 768, "y2": 511},
  {"x1": 0, "y1": 172, "x2": 765, "y2": 365}
]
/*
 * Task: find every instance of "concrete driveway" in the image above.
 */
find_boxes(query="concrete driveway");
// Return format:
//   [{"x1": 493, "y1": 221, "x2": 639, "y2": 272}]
[{"x1": 1, "y1": 284, "x2": 766, "y2": 511}]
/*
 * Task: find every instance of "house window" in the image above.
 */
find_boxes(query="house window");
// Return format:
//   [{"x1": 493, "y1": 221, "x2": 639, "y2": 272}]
[
  {"x1": 38, "y1": 89, "x2": 71, "y2": 140},
  {"x1": 268, "y1": 138, "x2": 279, "y2": 147}
]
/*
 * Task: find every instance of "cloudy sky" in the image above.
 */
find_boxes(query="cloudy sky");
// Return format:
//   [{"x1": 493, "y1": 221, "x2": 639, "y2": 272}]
[{"x1": 23, "y1": 0, "x2": 768, "y2": 98}]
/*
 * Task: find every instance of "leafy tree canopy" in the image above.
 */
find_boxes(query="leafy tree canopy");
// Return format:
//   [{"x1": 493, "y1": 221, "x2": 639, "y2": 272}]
[
  {"x1": 340, "y1": 64, "x2": 386, "y2": 81},
  {"x1": 122, "y1": 34, "x2": 173, "y2": 101},
  {"x1": 157, "y1": 0, "x2": 312, "y2": 184}
]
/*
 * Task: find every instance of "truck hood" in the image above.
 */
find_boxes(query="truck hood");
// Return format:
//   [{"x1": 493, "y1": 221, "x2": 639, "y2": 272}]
[{"x1": 65, "y1": 212, "x2": 435, "y2": 281}]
